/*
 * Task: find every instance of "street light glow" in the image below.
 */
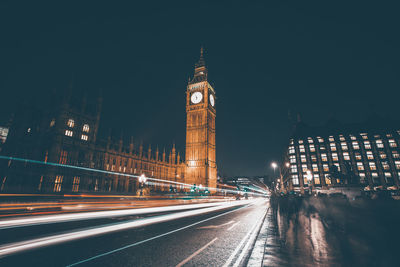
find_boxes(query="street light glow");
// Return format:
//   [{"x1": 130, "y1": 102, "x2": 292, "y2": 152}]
[{"x1": 271, "y1": 162, "x2": 277, "y2": 169}]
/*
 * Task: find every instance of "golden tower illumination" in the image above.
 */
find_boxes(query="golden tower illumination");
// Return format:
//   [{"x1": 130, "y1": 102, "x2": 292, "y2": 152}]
[{"x1": 185, "y1": 47, "x2": 217, "y2": 190}]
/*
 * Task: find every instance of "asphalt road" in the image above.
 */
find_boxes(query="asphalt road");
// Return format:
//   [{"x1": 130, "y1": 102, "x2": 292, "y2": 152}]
[{"x1": 0, "y1": 198, "x2": 269, "y2": 267}]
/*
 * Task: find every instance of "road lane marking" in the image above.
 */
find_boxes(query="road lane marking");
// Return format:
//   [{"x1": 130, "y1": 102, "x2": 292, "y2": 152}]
[
  {"x1": 197, "y1": 220, "x2": 234, "y2": 229},
  {"x1": 227, "y1": 221, "x2": 240, "y2": 231},
  {"x1": 175, "y1": 237, "x2": 218, "y2": 267},
  {"x1": 66, "y1": 203, "x2": 255, "y2": 266},
  {"x1": 223, "y1": 203, "x2": 268, "y2": 267}
]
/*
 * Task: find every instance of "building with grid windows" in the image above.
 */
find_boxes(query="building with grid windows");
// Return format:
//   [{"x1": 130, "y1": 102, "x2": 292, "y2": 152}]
[{"x1": 282, "y1": 118, "x2": 400, "y2": 193}]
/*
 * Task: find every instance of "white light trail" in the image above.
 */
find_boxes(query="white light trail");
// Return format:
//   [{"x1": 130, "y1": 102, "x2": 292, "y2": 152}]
[
  {"x1": 0, "y1": 202, "x2": 232, "y2": 229},
  {"x1": 0, "y1": 200, "x2": 255, "y2": 258}
]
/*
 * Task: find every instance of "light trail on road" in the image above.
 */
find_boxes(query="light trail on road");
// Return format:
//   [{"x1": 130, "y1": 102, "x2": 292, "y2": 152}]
[
  {"x1": 0, "y1": 199, "x2": 257, "y2": 258},
  {"x1": 0, "y1": 201, "x2": 236, "y2": 229}
]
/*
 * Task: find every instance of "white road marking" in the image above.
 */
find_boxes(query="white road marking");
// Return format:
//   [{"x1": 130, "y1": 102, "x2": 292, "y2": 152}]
[
  {"x1": 223, "y1": 203, "x2": 268, "y2": 267},
  {"x1": 175, "y1": 237, "x2": 218, "y2": 267},
  {"x1": 227, "y1": 221, "x2": 240, "y2": 231},
  {"x1": 197, "y1": 220, "x2": 234, "y2": 229}
]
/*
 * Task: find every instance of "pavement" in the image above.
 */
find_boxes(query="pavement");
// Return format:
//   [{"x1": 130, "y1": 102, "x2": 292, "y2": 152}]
[{"x1": 0, "y1": 197, "x2": 270, "y2": 267}]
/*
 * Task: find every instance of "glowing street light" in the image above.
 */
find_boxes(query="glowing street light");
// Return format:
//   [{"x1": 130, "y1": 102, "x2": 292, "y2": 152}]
[{"x1": 139, "y1": 174, "x2": 147, "y2": 196}]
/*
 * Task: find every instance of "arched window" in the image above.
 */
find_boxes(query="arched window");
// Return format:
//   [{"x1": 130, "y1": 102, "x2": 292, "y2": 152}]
[
  {"x1": 67, "y1": 119, "x2": 75, "y2": 128},
  {"x1": 83, "y1": 124, "x2": 90, "y2": 132}
]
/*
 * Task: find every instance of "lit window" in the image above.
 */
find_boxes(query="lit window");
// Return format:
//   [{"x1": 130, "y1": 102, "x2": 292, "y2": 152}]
[
  {"x1": 302, "y1": 164, "x2": 308, "y2": 172},
  {"x1": 312, "y1": 164, "x2": 318, "y2": 172},
  {"x1": 83, "y1": 124, "x2": 90, "y2": 133},
  {"x1": 374, "y1": 135, "x2": 380, "y2": 138},
  {"x1": 343, "y1": 152, "x2": 350, "y2": 161},
  {"x1": 321, "y1": 154, "x2": 328, "y2": 162},
  {"x1": 364, "y1": 141, "x2": 371, "y2": 149},
  {"x1": 352, "y1": 141, "x2": 359, "y2": 149},
  {"x1": 325, "y1": 174, "x2": 331, "y2": 185},
  {"x1": 67, "y1": 119, "x2": 75, "y2": 128},
  {"x1": 355, "y1": 152, "x2": 362, "y2": 160},
  {"x1": 298, "y1": 140, "x2": 303, "y2": 144},
  {"x1": 372, "y1": 172, "x2": 378, "y2": 177},
  {"x1": 65, "y1": 130, "x2": 73, "y2": 137},
  {"x1": 339, "y1": 135, "x2": 345, "y2": 141},
  {"x1": 360, "y1": 133, "x2": 368, "y2": 140},
  {"x1": 81, "y1": 134, "x2": 88, "y2": 141},
  {"x1": 350, "y1": 135, "x2": 357, "y2": 140},
  {"x1": 320, "y1": 145, "x2": 326, "y2": 151},
  {"x1": 308, "y1": 137, "x2": 314, "y2": 143},
  {"x1": 292, "y1": 175, "x2": 299, "y2": 185},
  {"x1": 291, "y1": 165, "x2": 297, "y2": 173},
  {"x1": 376, "y1": 140, "x2": 384, "y2": 148},
  {"x1": 50, "y1": 119, "x2": 56, "y2": 127},
  {"x1": 72, "y1": 177, "x2": 80, "y2": 192},
  {"x1": 329, "y1": 136, "x2": 334, "y2": 142},
  {"x1": 387, "y1": 134, "x2": 393, "y2": 138},
  {"x1": 289, "y1": 139, "x2": 294, "y2": 145},
  {"x1": 369, "y1": 162, "x2": 376, "y2": 170},
  {"x1": 389, "y1": 139, "x2": 397, "y2": 148},
  {"x1": 59, "y1": 150, "x2": 68, "y2": 164},
  {"x1": 289, "y1": 155, "x2": 296, "y2": 163},
  {"x1": 357, "y1": 162, "x2": 364, "y2": 171},
  {"x1": 289, "y1": 146, "x2": 295, "y2": 154},
  {"x1": 309, "y1": 144, "x2": 315, "y2": 152},
  {"x1": 323, "y1": 164, "x2": 329, "y2": 172},
  {"x1": 301, "y1": 155, "x2": 307, "y2": 163},
  {"x1": 382, "y1": 161, "x2": 390, "y2": 170},
  {"x1": 54, "y1": 175, "x2": 63, "y2": 192},
  {"x1": 392, "y1": 151, "x2": 400, "y2": 159},
  {"x1": 317, "y1": 137, "x2": 324, "y2": 143},
  {"x1": 299, "y1": 145, "x2": 305, "y2": 153},
  {"x1": 314, "y1": 174, "x2": 320, "y2": 185},
  {"x1": 311, "y1": 155, "x2": 317, "y2": 162},
  {"x1": 380, "y1": 151, "x2": 387, "y2": 159},
  {"x1": 330, "y1": 143, "x2": 337, "y2": 151},
  {"x1": 341, "y1": 142, "x2": 348, "y2": 150},
  {"x1": 332, "y1": 153, "x2": 338, "y2": 161},
  {"x1": 334, "y1": 163, "x2": 341, "y2": 171},
  {"x1": 367, "y1": 151, "x2": 374, "y2": 160},
  {"x1": 395, "y1": 161, "x2": 400, "y2": 170}
]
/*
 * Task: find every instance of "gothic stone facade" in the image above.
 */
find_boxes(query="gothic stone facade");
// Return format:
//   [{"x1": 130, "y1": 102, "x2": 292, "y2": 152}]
[{"x1": 0, "y1": 50, "x2": 216, "y2": 194}]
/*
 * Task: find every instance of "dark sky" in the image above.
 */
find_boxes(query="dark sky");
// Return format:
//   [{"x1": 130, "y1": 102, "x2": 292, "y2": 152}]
[{"x1": 1, "y1": 1, "x2": 399, "y2": 177}]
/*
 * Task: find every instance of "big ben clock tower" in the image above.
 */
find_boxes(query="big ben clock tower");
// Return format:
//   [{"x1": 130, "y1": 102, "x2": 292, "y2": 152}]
[{"x1": 185, "y1": 48, "x2": 217, "y2": 190}]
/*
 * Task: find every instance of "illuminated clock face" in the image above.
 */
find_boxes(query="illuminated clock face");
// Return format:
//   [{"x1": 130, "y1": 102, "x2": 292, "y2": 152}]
[
  {"x1": 191, "y1": 92, "x2": 203, "y2": 104},
  {"x1": 209, "y1": 94, "x2": 215, "y2": 107}
]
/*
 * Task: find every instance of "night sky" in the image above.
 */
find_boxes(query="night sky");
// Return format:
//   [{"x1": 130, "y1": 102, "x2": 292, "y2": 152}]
[{"x1": 1, "y1": 1, "x2": 399, "y2": 177}]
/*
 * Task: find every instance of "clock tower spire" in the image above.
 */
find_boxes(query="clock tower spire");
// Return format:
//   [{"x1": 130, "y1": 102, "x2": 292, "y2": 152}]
[{"x1": 184, "y1": 48, "x2": 217, "y2": 191}]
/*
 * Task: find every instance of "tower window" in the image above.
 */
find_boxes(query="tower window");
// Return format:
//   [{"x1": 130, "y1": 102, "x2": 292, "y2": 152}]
[
  {"x1": 67, "y1": 119, "x2": 75, "y2": 128},
  {"x1": 65, "y1": 130, "x2": 73, "y2": 137},
  {"x1": 81, "y1": 134, "x2": 88, "y2": 141},
  {"x1": 83, "y1": 124, "x2": 90, "y2": 133}
]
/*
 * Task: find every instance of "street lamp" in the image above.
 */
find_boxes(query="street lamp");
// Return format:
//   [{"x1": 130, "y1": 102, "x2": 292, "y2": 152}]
[
  {"x1": 139, "y1": 174, "x2": 147, "y2": 196},
  {"x1": 270, "y1": 161, "x2": 288, "y2": 194}
]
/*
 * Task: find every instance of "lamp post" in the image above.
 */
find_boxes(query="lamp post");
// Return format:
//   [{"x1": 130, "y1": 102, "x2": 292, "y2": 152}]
[
  {"x1": 139, "y1": 174, "x2": 147, "y2": 196},
  {"x1": 271, "y1": 162, "x2": 289, "y2": 194}
]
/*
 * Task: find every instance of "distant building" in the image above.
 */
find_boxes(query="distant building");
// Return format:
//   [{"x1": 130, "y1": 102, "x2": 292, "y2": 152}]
[{"x1": 282, "y1": 118, "x2": 400, "y2": 193}]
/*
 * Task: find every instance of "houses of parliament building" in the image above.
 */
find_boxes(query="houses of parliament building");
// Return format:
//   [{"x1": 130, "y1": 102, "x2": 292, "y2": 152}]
[{"x1": 0, "y1": 49, "x2": 217, "y2": 194}]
